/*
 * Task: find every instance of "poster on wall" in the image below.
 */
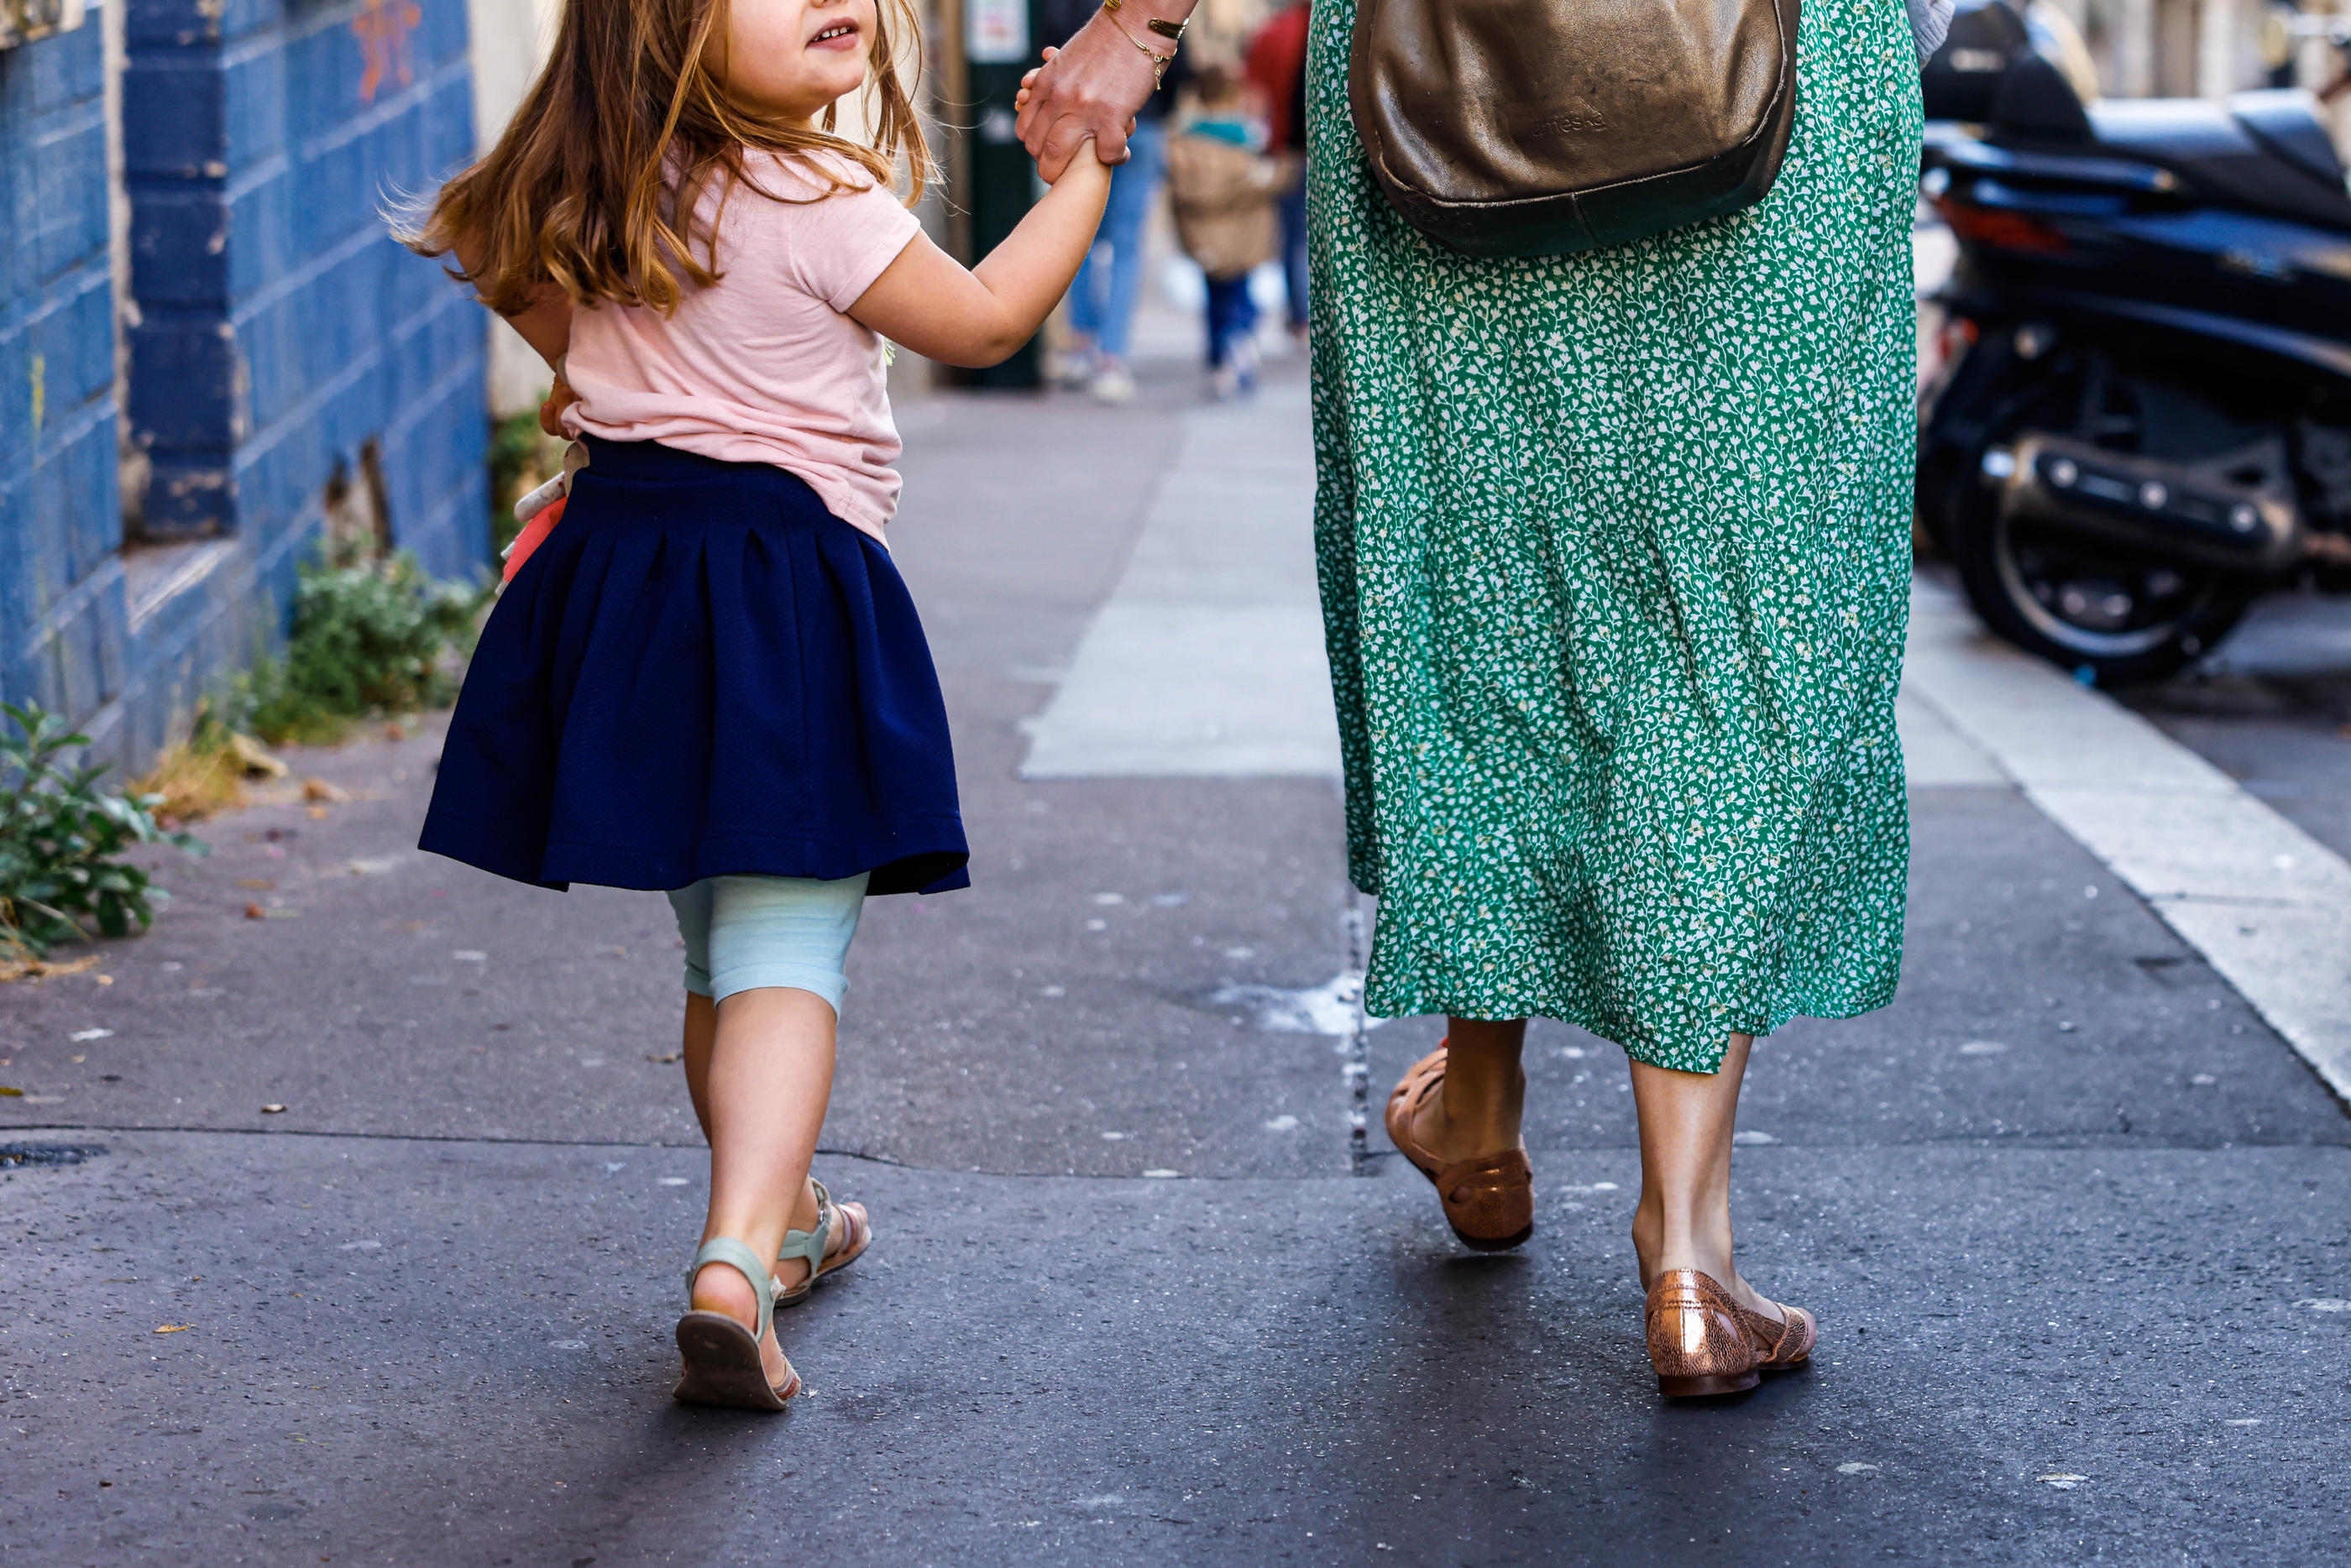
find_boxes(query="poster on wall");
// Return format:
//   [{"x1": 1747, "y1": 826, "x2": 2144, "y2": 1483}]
[{"x1": 966, "y1": 0, "x2": 1030, "y2": 65}]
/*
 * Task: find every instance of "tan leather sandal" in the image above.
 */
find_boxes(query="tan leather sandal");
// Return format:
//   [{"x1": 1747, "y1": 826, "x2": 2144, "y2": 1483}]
[
  {"x1": 1645, "y1": 1268, "x2": 1763, "y2": 1398},
  {"x1": 1385, "y1": 1044, "x2": 1535, "y2": 1252}
]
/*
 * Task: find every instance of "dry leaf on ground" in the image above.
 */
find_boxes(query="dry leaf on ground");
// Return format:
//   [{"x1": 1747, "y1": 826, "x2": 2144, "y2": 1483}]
[{"x1": 228, "y1": 734, "x2": 288, "y2": 779}]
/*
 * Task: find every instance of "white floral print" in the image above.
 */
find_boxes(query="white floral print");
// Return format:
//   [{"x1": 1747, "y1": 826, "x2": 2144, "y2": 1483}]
[{"x1": 1308, "y1": 0, "x2": 1924, "y2": 1072}]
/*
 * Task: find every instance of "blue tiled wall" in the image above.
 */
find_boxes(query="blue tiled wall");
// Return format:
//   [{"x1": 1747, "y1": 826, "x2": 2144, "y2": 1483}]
[
  {"x1": 0, "y1": 0, "x2": 486, "y2": 768},
  {"x1": 0, "y1": 19, "x2": 131, "y2": 744}
]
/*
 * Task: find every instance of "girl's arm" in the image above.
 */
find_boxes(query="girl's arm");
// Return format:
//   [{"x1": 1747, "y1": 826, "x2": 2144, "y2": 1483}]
[
  {"x1": 503, "y1": 285, "x2": 573, "y2": 368},
  {"x1": 849, "y1": 144, "x2": 1112, "y2": 368},
  {"x1": 453, "y1": 233, "x2": 573, "y2": 368}
]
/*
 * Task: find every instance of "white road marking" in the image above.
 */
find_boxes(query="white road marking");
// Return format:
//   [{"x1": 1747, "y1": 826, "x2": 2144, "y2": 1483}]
[
  {"x1": 1021, "y1": 380, "x2": 1338, "y2": 778},
  {"x1": 1903, "y1": 580, "x2": 2351, "y2": 1106}
]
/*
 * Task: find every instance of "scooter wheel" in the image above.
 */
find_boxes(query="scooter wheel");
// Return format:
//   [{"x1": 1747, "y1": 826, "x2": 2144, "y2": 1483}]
[{"x1": 1946, "y1": 499, "x2": 2256, "y2": 687}]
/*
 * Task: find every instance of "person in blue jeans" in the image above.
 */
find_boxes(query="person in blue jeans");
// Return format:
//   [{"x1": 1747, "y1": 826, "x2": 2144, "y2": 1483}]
[
  {"x1": 1048, "y1": 0, "x2": 1184, "y2": 403},
  {"x1": 1065, "y1": 116, "x2": 1164, "y2": 403},
  {"x1": 1174, "y1": 62, "x2": 1276, "y2": 399},
  {"x1": 1247, "y1": 0, "x2": 1311, "y2": 339}
]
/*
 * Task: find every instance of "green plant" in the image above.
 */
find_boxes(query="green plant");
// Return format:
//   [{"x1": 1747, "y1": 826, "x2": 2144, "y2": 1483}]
[
  {"x1": 244, "y1": 551, "x2": 485, "y2": 746},
  {"x1": 0, "y1": 703, "x2": 207, "y2": 958}
]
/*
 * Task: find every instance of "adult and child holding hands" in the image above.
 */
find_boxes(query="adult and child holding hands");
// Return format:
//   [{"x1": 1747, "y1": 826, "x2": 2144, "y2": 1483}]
[{"x1": 415, "y1": 0, "x2": 1942, "y2": 1404}]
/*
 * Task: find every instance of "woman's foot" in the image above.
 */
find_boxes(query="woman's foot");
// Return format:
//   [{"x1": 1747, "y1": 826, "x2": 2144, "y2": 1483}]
[
  {"x1": 1645, "y1": 1269, "x2": 1762, "y2": 1397},
  {"x1": 1406, "y1": 1056, "x2": 1524, "y2": 1167},
  {"x1": 1386, "y1": 1045, "x2": 1535, "y2": 1250},
  {"x1": 676, "y1": 1237, "x2": 798, "y2": 1409},
  {"x1": 1642, "y1": 1268, "x2": 1815, "y2": 1398}
]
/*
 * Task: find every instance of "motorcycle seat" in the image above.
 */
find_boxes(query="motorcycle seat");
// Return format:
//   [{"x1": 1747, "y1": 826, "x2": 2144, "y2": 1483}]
[{"x1": 2081, "y1": 93, "x2": 2351, "y2": 230}]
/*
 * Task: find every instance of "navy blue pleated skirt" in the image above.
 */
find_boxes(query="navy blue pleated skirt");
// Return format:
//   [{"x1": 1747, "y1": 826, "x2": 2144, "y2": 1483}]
[{"x1": 420, "y1": 437, "x2": 969, "y2": 896}]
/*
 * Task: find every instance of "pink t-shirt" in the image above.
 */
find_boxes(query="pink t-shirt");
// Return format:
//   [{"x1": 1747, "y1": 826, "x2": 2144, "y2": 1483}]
[{"x1": 562, "y1": 151, "x2": 921, "y2": 544}]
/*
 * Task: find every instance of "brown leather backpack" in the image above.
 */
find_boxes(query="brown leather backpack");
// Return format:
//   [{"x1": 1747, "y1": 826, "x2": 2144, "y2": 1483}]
[{"x1": 1348, "y1": 0, "x2": 1801, "y2": 259}]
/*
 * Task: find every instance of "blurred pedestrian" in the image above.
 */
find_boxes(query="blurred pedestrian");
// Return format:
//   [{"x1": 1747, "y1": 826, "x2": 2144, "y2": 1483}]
[
  {"x1": 1245, "y1": 0, "x2": 1310, "y2": 338},
  {"x1": 1165, "y1": 63, "x2": 1281, "y2": 398},
  {"x1": 1023, "y1": 0, "x2": 1929, "y2": 1399},
  {"x1": 1041, "y1": 0, "x2": 1184, "y2": 403},
  {"x1": 407, "y1": 0, "x2": 1112, "y2": 1411}
]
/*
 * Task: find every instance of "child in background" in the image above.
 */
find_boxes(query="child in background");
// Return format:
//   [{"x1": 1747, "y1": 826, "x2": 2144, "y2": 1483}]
[
  {"x1": 1165, "y1": 63, "x2": 1281, "y2": 400},
  {"x1": 405, "y1": 0, "x2": 1110, "y2": 1410}
]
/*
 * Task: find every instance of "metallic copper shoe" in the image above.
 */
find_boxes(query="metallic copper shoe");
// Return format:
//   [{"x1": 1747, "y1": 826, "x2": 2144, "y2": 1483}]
[
  {"x1": 1645, "y1": 1269, "x2": 1762, "y2": 1397},
  {"x1": 1385, "y1": 1045, "x2": 1535, "y2": 1252},
  {"x1": 1734, "y1": 1297, "x2": 1817, "y2": 1372}
]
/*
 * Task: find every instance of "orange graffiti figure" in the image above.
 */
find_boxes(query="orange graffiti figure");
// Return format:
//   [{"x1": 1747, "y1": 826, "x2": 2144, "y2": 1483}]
[{"x1": 352, "y1": 0, "x2": 423, "y2": 104}]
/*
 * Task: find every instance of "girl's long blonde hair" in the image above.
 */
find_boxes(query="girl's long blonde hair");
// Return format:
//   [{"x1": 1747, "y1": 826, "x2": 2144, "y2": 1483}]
[{"x1": 408, "y1": 0, "x2": 933, "y2": 316}]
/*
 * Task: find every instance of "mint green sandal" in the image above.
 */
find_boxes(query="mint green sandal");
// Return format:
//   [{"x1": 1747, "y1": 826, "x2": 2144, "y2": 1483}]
[
  {"x1": 673, "y1": 1236, "x2": 799, "y2": 1410},
  {"x1": 776, "y1": 1179, "x2": 872, "y2": 1309}
]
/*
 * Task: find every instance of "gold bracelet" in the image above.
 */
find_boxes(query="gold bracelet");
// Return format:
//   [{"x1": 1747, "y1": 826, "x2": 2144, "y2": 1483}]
[
  {"x1": 1104, "y1": 0, "x2": 1188, "y2": 39},
  {"x1": 1101, "y1": 3, "x2": 1176, "y2": 87}
]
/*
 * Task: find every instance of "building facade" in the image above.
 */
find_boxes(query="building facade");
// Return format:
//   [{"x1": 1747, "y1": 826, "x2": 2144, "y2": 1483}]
[{"x1": 2, "y1": 0, "x2": 485, "y2": 769}]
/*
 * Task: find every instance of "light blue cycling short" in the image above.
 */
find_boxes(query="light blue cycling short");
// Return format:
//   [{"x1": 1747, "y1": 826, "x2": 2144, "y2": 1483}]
[{"x1": 665, "y1": 872, "x2": 870, "y2": 1012}]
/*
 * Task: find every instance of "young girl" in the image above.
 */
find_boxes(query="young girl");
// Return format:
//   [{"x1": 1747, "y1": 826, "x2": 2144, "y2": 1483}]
[
  {"x1": 407, "y1": 0, "x2": 1110, "y2": 1409},
  {"x1": 1163, "y1": 63, "x2": 1279, "y2": 399}
]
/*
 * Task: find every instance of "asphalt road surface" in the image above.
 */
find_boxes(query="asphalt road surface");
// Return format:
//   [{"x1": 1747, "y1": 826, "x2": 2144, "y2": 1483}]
[{"x1": 5, "y1": 353, "x2": 2349, "y2": 1566}]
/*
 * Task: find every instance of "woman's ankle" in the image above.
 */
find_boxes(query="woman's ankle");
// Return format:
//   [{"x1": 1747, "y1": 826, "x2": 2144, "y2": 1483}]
[
  {"x1": 1632, "y1": 1205, "x2": 1734, "y2": 1282},
  {"x1": 1416, "y1": 1073, "x2": 1523, "y2": 1162}
]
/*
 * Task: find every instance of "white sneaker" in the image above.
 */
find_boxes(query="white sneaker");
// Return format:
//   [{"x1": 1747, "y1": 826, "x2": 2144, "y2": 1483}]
[
  {"x1": 1047, "y1": 346, "x2": 1097, "y2": 391},
  {"x1": 1088, "y1": 363, "x2": 1137, "y2": 405},
  {"x1": 1210, "y1": 361, "x2": 1244, "y2": 400},
  {"x1": 1229, "y1": 335, "x2": 1261, "y2": 396}
]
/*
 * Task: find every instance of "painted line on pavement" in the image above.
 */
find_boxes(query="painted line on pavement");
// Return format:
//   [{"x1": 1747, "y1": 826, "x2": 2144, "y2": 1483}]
[
  {"x1": 1903, "y1": 580, "x2": 2351, "y2": 1106},
  {"x1": 1020, "y1": 379, "x2": 1340, "y2": 778}
]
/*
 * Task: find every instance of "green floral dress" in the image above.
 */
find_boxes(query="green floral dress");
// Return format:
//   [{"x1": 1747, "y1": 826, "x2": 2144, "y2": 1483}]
[{"x1": 1308, "y1": 0, "x2": 1924, "y2": 1073}]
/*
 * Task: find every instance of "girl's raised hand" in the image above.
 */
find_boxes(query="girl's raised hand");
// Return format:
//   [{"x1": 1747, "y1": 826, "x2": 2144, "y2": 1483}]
[{"x1": 1013, "y1": 46, "x2": 1056, "y2": 113}]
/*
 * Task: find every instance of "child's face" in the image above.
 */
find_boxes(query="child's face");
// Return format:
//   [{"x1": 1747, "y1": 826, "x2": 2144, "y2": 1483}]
[{"x1": 711, "y1": 0, "x2": 877, "y2": 123}]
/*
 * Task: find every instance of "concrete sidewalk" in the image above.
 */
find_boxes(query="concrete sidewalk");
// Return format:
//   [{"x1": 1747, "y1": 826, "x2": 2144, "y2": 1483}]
[{"x1": 5, "y1": 358, "x2": 2350, "y2": 1565}]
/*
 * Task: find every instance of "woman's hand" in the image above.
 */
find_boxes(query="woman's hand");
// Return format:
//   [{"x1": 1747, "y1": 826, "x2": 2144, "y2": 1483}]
[
  {"x1": 1015, "y1": 9, "x2": 1172, "y2": 179},
  {"x1": 1015, "y1": 46, "x2": 1139, "y2": 173}
]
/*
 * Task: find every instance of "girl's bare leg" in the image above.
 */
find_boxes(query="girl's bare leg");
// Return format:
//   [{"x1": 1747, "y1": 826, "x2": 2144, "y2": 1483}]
[
  {"x1": 683, "y1": 990, "x2": 828, "y2": 1239},
  {"x1": 681, "y1": 991, "x2": 717, "y2": 1137},
  {"x1": 1627, "y1": 1032, "x2": 1783, "y2": 1320},
  {"x1": 684, "y1": 987, "x2": 835, "y2": 1383},
  {"x1": 1409, "y1": 1017, "x2": 1529, "y2": 1161}
]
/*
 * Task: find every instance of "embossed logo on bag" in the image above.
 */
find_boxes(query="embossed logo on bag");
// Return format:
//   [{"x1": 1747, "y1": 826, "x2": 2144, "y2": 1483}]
[{"x1": 1528, "y1": 109, "x2": 1609, "y2": 138}]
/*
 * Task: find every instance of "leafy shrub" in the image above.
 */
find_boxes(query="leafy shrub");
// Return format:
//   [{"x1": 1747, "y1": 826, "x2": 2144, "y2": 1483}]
[
  {"x1": 244, "y1": 551, "x2": 484, "y2": 746},
  {"x1": 0, "y1": 703, "x2": 207, "y2": 958}
]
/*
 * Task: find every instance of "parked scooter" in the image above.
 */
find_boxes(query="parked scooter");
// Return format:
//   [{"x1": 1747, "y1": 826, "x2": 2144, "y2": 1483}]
[{"x1": 1914, "y1": 0, "x2": 2351, "y2": 683}]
